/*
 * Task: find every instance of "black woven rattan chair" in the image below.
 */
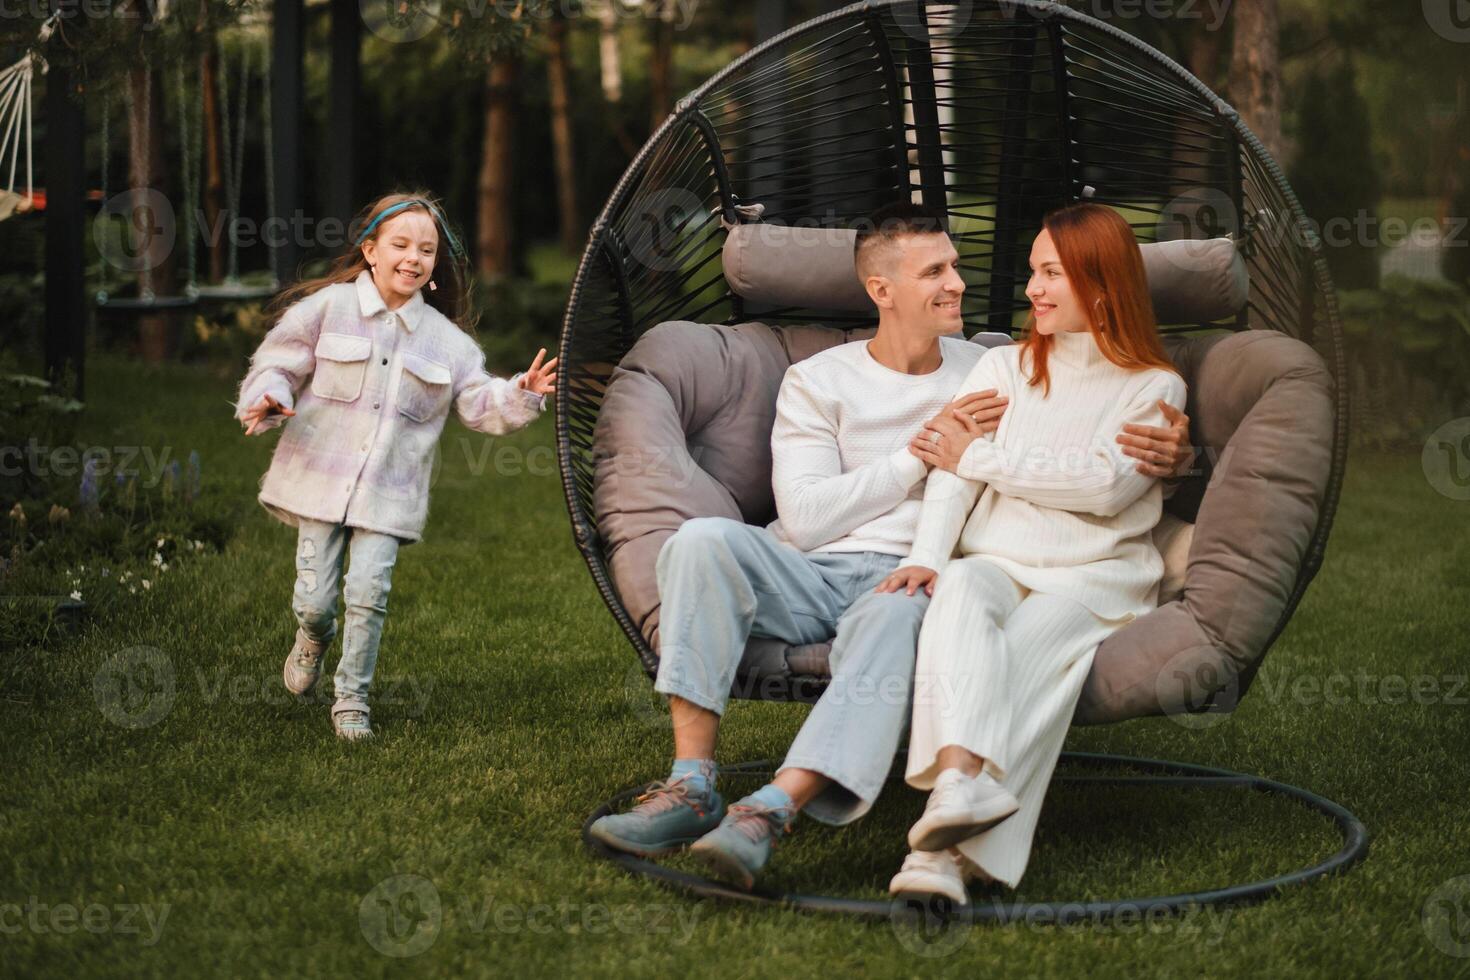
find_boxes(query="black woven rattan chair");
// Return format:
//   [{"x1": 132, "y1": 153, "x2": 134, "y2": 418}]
[{"x1": 560, "y1": 0, "x2": 1364, "y2": 919}]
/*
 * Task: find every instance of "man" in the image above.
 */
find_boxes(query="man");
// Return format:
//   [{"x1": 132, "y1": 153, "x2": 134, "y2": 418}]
[{"x1": 588, "y1": 201, "x2": 1190, "y2": 890}]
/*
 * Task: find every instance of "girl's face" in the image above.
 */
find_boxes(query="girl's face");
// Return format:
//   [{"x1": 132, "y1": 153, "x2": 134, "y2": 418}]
[
  {"x1": 1025, "y1": 229, "x2": 1090, "y2": 335},
  {"x1": 362, "y1": 209, "x2": 439, "y2": 307}
]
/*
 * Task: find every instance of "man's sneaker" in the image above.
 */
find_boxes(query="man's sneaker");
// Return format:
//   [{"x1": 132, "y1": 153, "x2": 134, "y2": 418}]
[
  {"x1": 888, "y1": 848, "x2": 970, "y2": 906},
  {"x1": 332, "y1": 707, "x2": 374, "y2": 741},
  {"x1": 907, "y1": 768, "x2": 1019, "y2": 852},
  {"x1": 688, "y1": 799, "x2": 795, "y2": 891},
  {"x1": 587, "y1": 775, "x2": 724, "y2": 857},
  {"x1": 283, "y1": 629, "x2": 327, "y2": 696}
]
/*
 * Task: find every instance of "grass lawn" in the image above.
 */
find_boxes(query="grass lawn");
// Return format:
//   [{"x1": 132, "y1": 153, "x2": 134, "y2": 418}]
[{"x1": 4, "y1": 353, "x2": 1469, "y2": 978}]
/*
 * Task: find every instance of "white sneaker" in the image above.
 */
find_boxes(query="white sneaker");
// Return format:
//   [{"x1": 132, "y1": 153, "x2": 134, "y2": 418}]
[
  {"x1": 888, "y1": 848, "x2": 970, "y2": 906},
  {"x1": 283, "y1": 629, "x2": 326, "y2": 696},
  {"x1": 908, "y1": 768, "x2": 1019, "y2": 852},
  {"x1": 332, "y1": 707, "x2": 374, "y2": 741}
]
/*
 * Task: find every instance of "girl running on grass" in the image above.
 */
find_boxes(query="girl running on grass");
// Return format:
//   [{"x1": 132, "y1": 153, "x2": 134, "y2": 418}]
[{"x1": 235, "y1": 190, "x2": 557, "y2": 740}]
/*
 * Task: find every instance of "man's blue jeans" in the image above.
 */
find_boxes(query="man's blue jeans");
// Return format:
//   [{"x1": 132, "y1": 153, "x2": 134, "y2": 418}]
[
  {"x1": 654, "y1": 517, "x2": 929, "y2": 825},
  {"x1": 291, "y1": 519, "x2": 401, "y2": 714}
]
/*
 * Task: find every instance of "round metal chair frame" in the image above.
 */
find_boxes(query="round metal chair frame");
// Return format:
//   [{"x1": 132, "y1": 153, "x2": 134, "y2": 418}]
[{"x1": 583, "y1": 752, "x2": 1370, "y2": 924}]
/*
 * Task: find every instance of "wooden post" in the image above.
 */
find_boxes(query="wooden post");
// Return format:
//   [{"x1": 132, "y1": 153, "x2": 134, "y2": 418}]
[
  {"x1": 43, "y1": 55, "x2": 87, "y2": 397},
  {"x1": 271, "y1": 0, "x2": 305, "y2": 282}
]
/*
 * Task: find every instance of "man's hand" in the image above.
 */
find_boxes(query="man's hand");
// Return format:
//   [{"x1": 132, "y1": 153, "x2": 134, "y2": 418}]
[
  {"x1": 875, "y1": 565, "x2": 938, "y2": 596},
  {"x1": 1116, "y1": 401, "x2": 1193, "y2": 478},
  {"x1": 241, "y1": 394, "x2": 295, "y2": 436},
  {"x1": 909, "y1": 410, "x2": 984, "y2": 473},
  {"x1": 518, "y1": 347, "x2": 559, "y2": 396}
]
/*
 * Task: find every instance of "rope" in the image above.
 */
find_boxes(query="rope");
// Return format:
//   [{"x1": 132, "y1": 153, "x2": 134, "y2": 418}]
[
  {"x1": 175, "y1": 62, "x2": 202, "y2": 294},
  {"x1": 261, "y1": 47, "x2": 278, "y2": 285}
]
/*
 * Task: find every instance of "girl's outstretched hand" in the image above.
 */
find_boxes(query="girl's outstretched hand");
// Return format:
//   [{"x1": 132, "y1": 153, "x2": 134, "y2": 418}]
[
  {"x1": 518, "y1": 348, "x2": 559, "y2": 397},
  {"x1": 241, "y1": 394, "x2": 295, "y2": 435}
]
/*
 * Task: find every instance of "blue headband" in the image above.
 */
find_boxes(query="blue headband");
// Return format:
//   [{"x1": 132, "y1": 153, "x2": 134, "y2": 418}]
[{"x1": 355, "y1": 199, "x2": 466, "y2": 261}]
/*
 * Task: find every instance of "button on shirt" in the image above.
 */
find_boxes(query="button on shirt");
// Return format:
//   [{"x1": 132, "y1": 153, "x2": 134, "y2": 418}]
[{"x1": 235, "y1": 271, "x2": 545, "y2": 542}]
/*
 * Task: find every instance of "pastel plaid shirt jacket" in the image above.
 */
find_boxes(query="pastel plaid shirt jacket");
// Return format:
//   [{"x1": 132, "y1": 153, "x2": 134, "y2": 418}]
[{"x1": 234, "y1": 271, "x2": 545, "y2": 542}]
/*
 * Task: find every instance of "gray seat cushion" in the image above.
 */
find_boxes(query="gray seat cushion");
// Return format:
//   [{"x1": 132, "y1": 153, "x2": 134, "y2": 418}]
[{"x1": 592, "y1": 323, "x2": 1334, "y2": 724}]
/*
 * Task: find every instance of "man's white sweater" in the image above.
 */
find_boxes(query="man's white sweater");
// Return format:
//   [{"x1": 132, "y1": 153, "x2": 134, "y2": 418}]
[
  {"x1": 766, "y1": 336, "x2": 984, "y2": 555},
  {"x1": 905, "y1": 329, "x2": 1187, "y2": 623}
]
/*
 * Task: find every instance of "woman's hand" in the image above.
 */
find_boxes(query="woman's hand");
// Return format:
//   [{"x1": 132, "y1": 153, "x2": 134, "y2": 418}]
[
  {"x1": 875, "y1": 565, "x2": 938, "y2": 596},
  {"x1": 909, "y1": 410, "x2": 985, "y2": 473},
  {"x1": 518, "y1": 348, "x2": 559, "y2": 396},
  {"x1": 241, "y1": 394, "x2": 295, "y2": 436},
  {"x1": 932, "y1": 388, "x2": 1008, "y2": 436},
  {"x1": 1116, "y1": 400, "x2": 1192, "y2": 478}
]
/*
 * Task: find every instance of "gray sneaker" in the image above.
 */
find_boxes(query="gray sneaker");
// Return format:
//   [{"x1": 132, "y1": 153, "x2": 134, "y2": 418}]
[
  {"x1": 332, "y1": 706, "x2": 374, "y2": 741},
  {"x1": 283, "y1": 629, "x2": 327, "y2": 696},
  {"x1": 588, "y1": 774, "x2": 724, "y2": 857},
  {"x1": 688, "y1": 798, "x2": 795, "y2": 891}
]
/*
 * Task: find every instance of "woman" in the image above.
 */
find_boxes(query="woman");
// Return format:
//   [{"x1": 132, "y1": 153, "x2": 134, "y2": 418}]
[{"x1": 876, "y1": 203, "x2": 1187, "y2": 902}]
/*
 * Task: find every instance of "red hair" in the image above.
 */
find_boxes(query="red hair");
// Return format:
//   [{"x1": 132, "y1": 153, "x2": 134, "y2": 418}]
[{"x1": 1018, "y1": 203, "x2": 1176, "y2": 393}]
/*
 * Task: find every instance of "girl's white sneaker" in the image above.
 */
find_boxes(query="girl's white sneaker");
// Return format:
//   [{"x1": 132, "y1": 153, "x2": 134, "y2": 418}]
[
  {"x1": 908, "y1": 767, "x2": 1020, "y2": 852},
  {"x1": 283, "y1": 629, "x2": 326, "y2": 696},
  {"x1": 888, "y1": 848, "x2": 970, "y2": 906},
  {"x1": 332, "y1": 707, "x2": 374, "y2": 741}
]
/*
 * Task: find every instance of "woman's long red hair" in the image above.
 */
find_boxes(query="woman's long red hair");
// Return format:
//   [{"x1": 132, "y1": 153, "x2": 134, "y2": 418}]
[{"x1": 1018, "y1": 203, "x2": 1176, "y2": 393}]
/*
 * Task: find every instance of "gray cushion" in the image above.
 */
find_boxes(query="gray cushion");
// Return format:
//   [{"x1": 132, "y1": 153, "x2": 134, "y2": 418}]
[
  {"x1": 592, "y1": 323, "x2": 1333, "y2": 725},
  {"x1": 722, "y1": 221, "x2": 1248, "y2": 325}
]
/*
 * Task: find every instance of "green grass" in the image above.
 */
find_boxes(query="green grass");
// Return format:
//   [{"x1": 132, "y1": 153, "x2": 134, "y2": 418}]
[{"x1": 4, "y1": 354, "x2": 1469, "y2": 978}]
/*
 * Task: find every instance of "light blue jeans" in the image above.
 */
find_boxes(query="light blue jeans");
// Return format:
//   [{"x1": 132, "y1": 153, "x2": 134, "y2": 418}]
[
  {"x1": 654, "y1": 517, "x2": 929, "y2": 825},
  {"x1": 291, "y1": 519, "x2": 401, "y2": 714}
]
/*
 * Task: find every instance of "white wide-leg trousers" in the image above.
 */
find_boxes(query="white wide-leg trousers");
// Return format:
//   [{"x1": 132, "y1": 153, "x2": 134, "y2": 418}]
[{"x1": 905, "y1": 555, "x2": 1115, "y2": 888}]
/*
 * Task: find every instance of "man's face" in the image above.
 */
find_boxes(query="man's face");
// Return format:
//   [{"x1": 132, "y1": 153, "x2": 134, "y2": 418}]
[{"x1": 865, "y1": 232, "x2": 965, "y2": 335}]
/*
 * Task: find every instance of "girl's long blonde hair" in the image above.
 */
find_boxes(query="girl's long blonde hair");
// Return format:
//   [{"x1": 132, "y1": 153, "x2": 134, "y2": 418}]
[
  {"x1": 1018, "y1": 202, "x2": 1176, "y2": 393},
  {"x1": 267, "y1": 190, "x2": 478, "y2": 332}
]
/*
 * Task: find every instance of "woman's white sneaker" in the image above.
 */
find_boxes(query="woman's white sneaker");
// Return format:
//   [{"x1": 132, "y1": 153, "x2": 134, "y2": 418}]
[
  {"x1": 888, "y1": 848, "x2": 970, "y2": 906},
  {"x1": 908, "y1": 767, "x2": 1019, "y2": 852}
]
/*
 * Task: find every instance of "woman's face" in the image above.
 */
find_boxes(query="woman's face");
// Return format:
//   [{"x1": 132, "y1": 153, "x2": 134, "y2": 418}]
[
  {"x1": 362, "y1": 209, "x2": 439, "y2": 306},
  {"x1": 1025, "y1": 228, "x2": 1089, "y2": 334}
]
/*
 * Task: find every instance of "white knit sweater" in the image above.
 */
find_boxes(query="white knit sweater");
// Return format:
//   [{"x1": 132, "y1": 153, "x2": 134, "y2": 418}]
[
  {"x1": 905, "y1": 329, "x2": 1187, "y2": 623},
  {"x1": 766, "y1": 336, "x2": 985, "y2": 555}
]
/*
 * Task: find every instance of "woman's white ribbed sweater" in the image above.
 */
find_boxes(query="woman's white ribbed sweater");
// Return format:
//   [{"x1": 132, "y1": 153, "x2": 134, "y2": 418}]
[{"x1": 905, "y1": 329, "x2": 1187, "y2": 623}]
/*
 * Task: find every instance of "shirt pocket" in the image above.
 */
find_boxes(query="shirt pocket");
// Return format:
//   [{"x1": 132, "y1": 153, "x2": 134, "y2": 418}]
[
  {"x1": 396, "y1": 351, "x2": 454, "y2": 423},
  {"x1": 310, "y1": 332, "x2": 372, "y2": 402}
]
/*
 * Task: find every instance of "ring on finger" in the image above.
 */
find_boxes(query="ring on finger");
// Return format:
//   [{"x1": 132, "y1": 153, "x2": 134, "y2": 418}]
[{"x1": 928, "y1": 430, "x2": 942, "y2": 444}]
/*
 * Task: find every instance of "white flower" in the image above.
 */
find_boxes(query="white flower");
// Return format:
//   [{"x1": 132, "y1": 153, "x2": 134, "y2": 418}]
[
  {"x1": 192, "y1": 539, "x2": 204, "y2": 552},
  {"x1": 69, "y1": 590, "x2": 82, "y2": 602},
  {"x1": 129, "y1": 585, "x2": 137, "y2": 595},
  {"x1": 152, "y1": 553, "x2": 163, "y2": 567},
  {"x1": 156, "y1": 537, "x2": 165, "y2": 548},
  {"x1": 141, "y1": 579, "x2": 152, "y2": 590},
  {"x1": 159, "y1": 562, "x2": 169, "y2": 573}
]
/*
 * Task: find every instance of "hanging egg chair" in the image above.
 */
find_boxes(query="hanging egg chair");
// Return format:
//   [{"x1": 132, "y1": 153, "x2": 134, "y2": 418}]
[{"x1": 558, "y1": 0, "x2": 1363, "y2": 918}]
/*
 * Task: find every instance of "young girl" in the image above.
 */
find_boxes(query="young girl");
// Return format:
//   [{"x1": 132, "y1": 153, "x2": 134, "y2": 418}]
[
  {"x1": 235, "y1": 191, "x2": 557, "y2": 740},
  {"x1": 878, "y1": 203, "x2": 1186, "y2": 901}
]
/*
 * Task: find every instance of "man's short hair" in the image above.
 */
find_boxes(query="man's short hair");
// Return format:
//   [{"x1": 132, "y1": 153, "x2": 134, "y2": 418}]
[{"x1": 854, "y1": 201, "x2": 950, "y2": 278}]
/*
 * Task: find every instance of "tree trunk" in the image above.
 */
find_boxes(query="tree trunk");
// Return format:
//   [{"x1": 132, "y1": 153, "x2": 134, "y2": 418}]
[
  {"x1": 1228, "y1": 0, "x2": 1281, "y2": 163},
  {"x1": 200, "y1": 43, "x2": 224, "y2": 284},
  {"x1": 127, "y1": 65, "x2": 180, "y2": 363},
  {"x1": 598, "y1": 3, "x2": 622, "y2": 103},
  {"x1": 648, "y1": 0, "x2": 674, "y2": 134},
  {"x1": 547, "y1": 14, "x2": 580, "y2": 254},
  {"x1": 477, "y1": 56, "x2": 518, "y2": 280}
]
